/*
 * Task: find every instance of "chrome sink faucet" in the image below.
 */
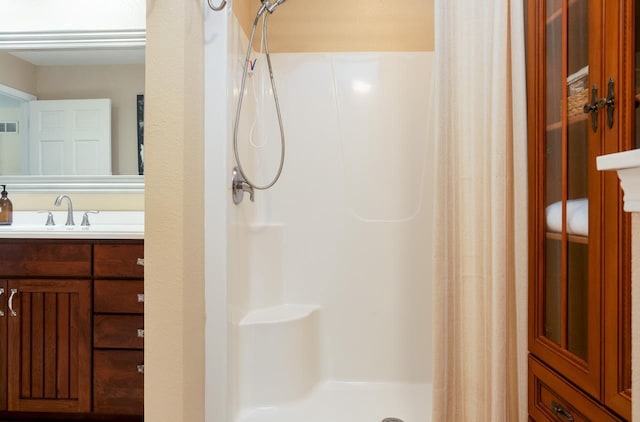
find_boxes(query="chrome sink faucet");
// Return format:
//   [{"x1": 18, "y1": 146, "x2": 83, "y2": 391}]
[{"x1": 54, "y1": 194, "x2": 75, "y2": 226}]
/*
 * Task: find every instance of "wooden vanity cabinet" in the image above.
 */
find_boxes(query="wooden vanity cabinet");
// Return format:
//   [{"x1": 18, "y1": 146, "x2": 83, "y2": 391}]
[
  {"x1": 526, "y1": 0, "x2": 633, "y2": 420},
  {"x1": 0, "y1": 240, "x2": 144, "y2": 421}
]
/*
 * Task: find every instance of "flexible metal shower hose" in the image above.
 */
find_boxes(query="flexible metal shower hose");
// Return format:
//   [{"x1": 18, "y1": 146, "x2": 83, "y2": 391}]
[{"x1": 232, "y1": 9, "x2": 285, "y2": 191}]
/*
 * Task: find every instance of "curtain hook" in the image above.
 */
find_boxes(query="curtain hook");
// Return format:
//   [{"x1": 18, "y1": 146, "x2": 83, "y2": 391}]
[{"x1": 207, "y1": 0, "x2": 227, "y2": 11}]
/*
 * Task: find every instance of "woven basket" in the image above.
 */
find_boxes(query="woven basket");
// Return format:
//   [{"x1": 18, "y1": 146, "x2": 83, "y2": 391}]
[
  {"x1": 568, "y1": 89, "x2": 588, "y2": 118},
  {"x1": 565, "y1": 66, "x2": 589, "y2": 118}
]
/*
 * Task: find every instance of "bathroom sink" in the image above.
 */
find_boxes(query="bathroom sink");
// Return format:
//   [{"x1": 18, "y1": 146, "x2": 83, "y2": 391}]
[{"x1": 0, "y1": 211, "x2": 144, "y2": 239}]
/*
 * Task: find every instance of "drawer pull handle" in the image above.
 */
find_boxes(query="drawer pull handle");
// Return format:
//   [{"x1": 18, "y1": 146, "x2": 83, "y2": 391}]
[
  {"x1": 0, "y1": 288, "x2": 4, "y2": 317},
  {"x1": 137, "y1": 364, "x2": 144, "y2": 374},
  {"x1": 137, "y1": 258, "x2": 145, "y2": 266},
  {"x1": 8, "y1": 289, "x2": 17, "y2": 317},
  {"x1": 137, "y1": 293, "x2": 145, "y2": 303},
  {"x1": 137, "y1": 328, "x2": 145, "y2": 338},
  {"x1": 551, "y1": 401, "x2": 574, "y2": 422}
]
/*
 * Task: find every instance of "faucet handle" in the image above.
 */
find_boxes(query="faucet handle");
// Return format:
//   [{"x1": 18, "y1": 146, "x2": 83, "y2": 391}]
[
  {"x1": 231, "y1": 167, "x2": 255, "y2": 204},
  {"x1": 81, "y1": 210, "x2": 100, "y2": 227},
  {"x1": 37, "y1": 210, "x2": 55, "y2": 226}
]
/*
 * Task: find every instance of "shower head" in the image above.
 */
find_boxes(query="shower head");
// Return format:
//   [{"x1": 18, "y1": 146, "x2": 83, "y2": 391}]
[
  {"x1": 266, "y1": 0, "x2": 288, "y2": 13},
  {"x1": 256, "y1": 0, "x2": 286, "y2": 18}
]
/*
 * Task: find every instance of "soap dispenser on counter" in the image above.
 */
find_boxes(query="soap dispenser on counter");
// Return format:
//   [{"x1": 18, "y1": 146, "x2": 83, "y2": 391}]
[{"x1": 0, "y1": 185, "x2": 13, "y2": 225}]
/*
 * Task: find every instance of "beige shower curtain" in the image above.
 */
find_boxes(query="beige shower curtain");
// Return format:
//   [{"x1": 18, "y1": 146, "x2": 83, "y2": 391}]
[{"x1": 431, "y1": 0, "x2": 528, "y2": 421}]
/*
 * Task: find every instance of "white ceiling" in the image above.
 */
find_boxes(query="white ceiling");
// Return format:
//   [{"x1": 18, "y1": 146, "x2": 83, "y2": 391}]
[{"x1": 8, "y1": 47, "x2": 145, "y2": 66}]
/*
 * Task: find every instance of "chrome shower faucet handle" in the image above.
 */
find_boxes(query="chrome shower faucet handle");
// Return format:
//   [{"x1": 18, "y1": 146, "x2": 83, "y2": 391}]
[{"x1": 232, "y1": 167, "x2": 255, "y2": 204}]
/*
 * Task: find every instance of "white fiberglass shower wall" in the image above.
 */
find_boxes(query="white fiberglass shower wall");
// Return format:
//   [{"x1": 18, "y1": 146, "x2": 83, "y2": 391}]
[{"x1": 205, "y1": 5, "x2": 435, "y2": 422}]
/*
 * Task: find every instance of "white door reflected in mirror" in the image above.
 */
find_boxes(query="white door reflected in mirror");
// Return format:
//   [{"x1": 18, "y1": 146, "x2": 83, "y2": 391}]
[{"x1": 29, "y1": 99, "x2": 112, "y2": 176}]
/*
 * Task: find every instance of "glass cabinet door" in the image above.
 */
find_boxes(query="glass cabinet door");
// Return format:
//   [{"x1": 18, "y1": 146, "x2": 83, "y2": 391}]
[{"x1": 533, "y1": 0, "x2": 602, "y2": 398}]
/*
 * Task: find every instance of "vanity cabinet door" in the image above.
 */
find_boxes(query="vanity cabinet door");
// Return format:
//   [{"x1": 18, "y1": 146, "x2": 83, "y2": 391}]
[
  {"x1": 6, "y1": 279, "x2": 91, "y2": 413},
  {"x1": 93, "y1": 350, "x2": 144, "y2": 415}
]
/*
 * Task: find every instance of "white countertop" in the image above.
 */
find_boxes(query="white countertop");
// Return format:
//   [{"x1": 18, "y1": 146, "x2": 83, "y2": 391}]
[
  {"x1": 597, "y1": 149, "x2": 640, "y2": 212},
  {"x1": 0, "y1": 211, "x2": 144, "y2": 239},
  {"x1": 597, "y1": 148, "x2": 640, "y2": 171}
]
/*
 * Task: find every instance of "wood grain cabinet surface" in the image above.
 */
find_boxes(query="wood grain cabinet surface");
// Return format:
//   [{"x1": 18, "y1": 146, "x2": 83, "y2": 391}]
[
  {"x1": 526, "y1": 0, "x2": 632, "y2": 420},
  {"x1": 94, "y1": 244, "x2": 144, "y2": 279},
  {"x1": 93, "y1": 350, "x2": 144, "y2": 416},
  {"x1": 92, "y1": 242, "x2": 144, "y2": 417},
  {"x1": 529, "y1": 356, "x2": 623, "y2": 422},
  {"x1": 7, "y1": 278, "x2": 92, "y2": 414},
  {"x1": 0, "y1": 240, "x2": 144, "y2": 421}
]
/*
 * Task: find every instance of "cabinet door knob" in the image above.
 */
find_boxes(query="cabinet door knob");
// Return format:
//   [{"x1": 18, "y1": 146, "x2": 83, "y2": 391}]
[
  {"x1": 137, "y1": 364, "x2": 144, "y2": 374},
  {"x1": 583, "y1": 84, "x2": 599, "y2": 133},
  {"x1": 137, "y1": 293, "x2": 145, "y2": 303},
  {"x1": 597, "y1": 77, "x2": 615, "y2": 129},
  {"x1": 8, "y1": 289, "x2": 17, "y2": 317},
  {"x1": 137, "y1": 258, "x2": 145, "y2": 266},
  {"x1": 137, "y1": 328, "x2": 145, "y2": 338}
]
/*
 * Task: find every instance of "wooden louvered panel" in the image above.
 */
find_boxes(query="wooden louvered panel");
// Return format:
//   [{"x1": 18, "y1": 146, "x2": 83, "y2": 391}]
[
  {"x1": 15, "y1": 291, "x2": 80, "y2": 401},
  {"x1": 7, "y1": 279, "x2": 91, "y2": 413},
  {"x1": 56, "y1": 293, "x2": 70, "y2": 399}
]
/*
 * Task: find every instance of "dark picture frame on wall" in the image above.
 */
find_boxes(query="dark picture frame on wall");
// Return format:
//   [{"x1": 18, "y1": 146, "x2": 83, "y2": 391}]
[{"x1": 137, "y1": 94, "x2": 144, "y2": 175}]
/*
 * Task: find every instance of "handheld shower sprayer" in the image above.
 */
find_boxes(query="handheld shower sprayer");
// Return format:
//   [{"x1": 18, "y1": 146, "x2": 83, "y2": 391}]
[
  {"x1": 266, "y1": 0, "x2": 288, "y2": 13},
  {"x1": 232, "y1": 0, "x2": 291, "y2": 204},
  {"x1": 255, "y1": 0, "x2": 288, "y2": 17}
]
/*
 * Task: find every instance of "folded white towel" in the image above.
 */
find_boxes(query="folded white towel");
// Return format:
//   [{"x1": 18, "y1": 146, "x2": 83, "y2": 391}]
[
  {"x1": 568, "y1": 199, "x2": 588, "y2": 236},
  {"x1": 545, "y1": 198, "x2": 588, "y2": 236},
  {"x1": 545, "y1": 201, "x2": 563, "y2": 233}
]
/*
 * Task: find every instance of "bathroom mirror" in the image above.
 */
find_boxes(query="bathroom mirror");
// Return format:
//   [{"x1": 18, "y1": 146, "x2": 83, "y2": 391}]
[{"x1": 0, "y1": 29, "x2": 145, "y2": 192}]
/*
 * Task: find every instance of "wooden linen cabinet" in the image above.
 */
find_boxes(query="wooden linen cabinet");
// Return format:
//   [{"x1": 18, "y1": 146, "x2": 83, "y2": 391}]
[{"x1": 526, "y1": 0, "x2": 634, "y2": 420}]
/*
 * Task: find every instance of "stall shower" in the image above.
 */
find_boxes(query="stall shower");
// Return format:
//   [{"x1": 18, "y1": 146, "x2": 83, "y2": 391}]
[{"x1": 205, "y1": 1, "x2": 435, "y2": 420}]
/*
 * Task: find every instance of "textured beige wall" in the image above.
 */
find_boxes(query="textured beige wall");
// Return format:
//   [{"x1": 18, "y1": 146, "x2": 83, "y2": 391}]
[
  {"x1": 36, "y1": 64, "x2": 145, "y2": 175},
  {"x1": 0, "y1": 52, "x2": 36, "y2": 94},
  {"x1": 234, "y1": 0, "x2": 434, "y2": 52},
  {"x1": 9, "y1": 192, "x2": 143, "y2": 211},
  {"x1": 145, "y1": 0, "x2": 205, "y2": 421}
]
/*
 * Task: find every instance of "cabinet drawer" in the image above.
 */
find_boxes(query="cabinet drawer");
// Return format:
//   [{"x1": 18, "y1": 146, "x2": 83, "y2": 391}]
[
  {"x1": 94, "y1": 244, "x2": 144, "y2": 279},
  {"x1": 94, "y1": 350, "x2": 143, "y2": 415},
  {"x1": 0, "y1": 242, "x2": 91, "y2": 277},
  {"x1": 94, "y1": 315, "x2": 144, "y2": 349},
  {"x1": 529, "y1": 356, "x2": 622, "y2": 422},
  {"x1": 94, "y1": 280, "x2": 144, "y2": 314}
]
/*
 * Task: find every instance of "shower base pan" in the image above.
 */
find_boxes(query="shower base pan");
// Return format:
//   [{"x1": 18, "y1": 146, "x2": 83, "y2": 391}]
[{"x1": 236, "y1": 380, "x2": 432, "y2": 422}]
